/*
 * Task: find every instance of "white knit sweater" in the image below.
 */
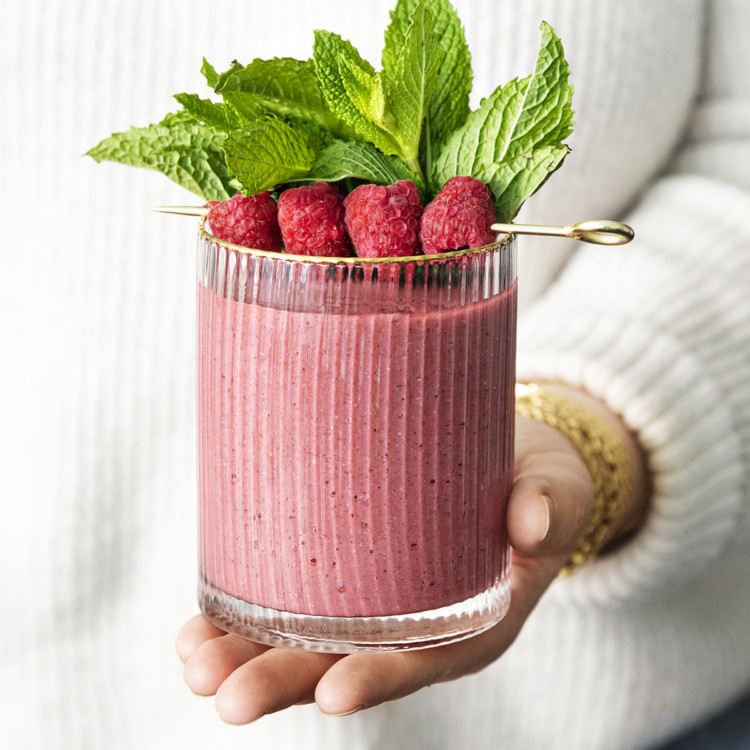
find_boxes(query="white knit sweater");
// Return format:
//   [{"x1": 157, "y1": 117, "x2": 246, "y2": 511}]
[{"x1": 2, "y1": 1, "x2": 749, "y2": 749}]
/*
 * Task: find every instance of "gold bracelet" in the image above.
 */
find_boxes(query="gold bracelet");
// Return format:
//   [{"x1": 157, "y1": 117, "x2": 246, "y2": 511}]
[{"x1": 514, "y1": 383, "x2": 631, "y2": 576}]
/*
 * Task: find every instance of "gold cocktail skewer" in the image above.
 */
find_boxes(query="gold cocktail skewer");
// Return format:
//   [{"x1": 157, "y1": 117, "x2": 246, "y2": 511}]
[
  {"x1": 152, "y1": 205, "x2": 210, "y2": 217},
  {"x1": 151, "y1": 206, "x2": 634, "y2": 246},
  {"x1": 490, "y1": 219, "x2": 633, "y2": 245}
]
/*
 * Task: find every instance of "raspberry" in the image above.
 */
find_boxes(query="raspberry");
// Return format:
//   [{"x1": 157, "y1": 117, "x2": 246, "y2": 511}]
[
  {"x1": 420, "y1": 176, "x2": 497, "y2": 254},
  {"x1": 344, "y1": 180, "x2": 422, "y2": 258},
  {"x1": 205, "y1": 192, "x2": 281, "y2": 251},
  {"x1": 277, "y1": 182, "x2": 350, "y2": 257}
]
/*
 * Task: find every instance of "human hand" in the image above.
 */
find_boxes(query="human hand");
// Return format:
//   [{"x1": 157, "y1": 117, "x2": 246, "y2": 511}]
[{"x1": 176, "y1": 386, "x2": 648, "y2": 724}]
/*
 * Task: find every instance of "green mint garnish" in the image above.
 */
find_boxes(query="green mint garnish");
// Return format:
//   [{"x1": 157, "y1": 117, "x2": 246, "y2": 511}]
[
  {"x1": 306, "y1": 140, "x2": 416, "y2": 186},
  {"x1": 212, "y1": 57, "x2": 354, "y2": 140},
  {"x1": 86, "y1": 111, "x2": 237, "y2": 201},
  {"x1": 432, "y1": 21, "x2": 574, "y2": 221},
  {"x1": 173, "y1": 94, "x2": 243, "y2": 135},
  {"x1": 382, "y1": 0, "x2": 472, "y2": 175},
  {"x1": 87, "y1": 0, "x2": 574, "y2": 219},
  {"x1": 313, "y1": 30, "x2": 403, "y2": 159},
  {"x1": 379, "y1": 2, "x2": 442, "y2": 179},
  {"x1": 223, "y1": 119, "x2": 318, "y2": 193}
]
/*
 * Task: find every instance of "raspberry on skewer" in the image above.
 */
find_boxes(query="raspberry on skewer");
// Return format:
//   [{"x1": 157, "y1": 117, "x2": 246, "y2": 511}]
[
  {"x1": 205, "y1": 192, "x2": 282, "y2": 251},
  {"x1": 277, "y1": 182, "x2": 351, "y2": 257},
  {"x1": 344, "y1": 180, "x2": 422, "y2": 258},
  {"x1": 420, "y1": 176, "x2": 497, "y2": 254}
]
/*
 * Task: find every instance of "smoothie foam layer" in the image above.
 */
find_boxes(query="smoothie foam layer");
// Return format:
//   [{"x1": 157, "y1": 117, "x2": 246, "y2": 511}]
[{"x1": 198, "y1": 260, "x2": 516, "y2": 619}]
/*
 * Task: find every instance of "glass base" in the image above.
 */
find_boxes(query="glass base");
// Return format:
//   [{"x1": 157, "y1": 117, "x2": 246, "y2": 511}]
[{"x1": 199, "y1": 574, "x2": 511, "y2": 653}]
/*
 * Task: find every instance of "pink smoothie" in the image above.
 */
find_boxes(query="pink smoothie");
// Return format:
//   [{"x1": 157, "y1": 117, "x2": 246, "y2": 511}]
[{"x1": 197, "y1": 267, "x2": 516, "y2": 619}]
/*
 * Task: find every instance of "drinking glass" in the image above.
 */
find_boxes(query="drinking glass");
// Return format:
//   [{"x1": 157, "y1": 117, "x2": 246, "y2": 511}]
[{"x1": 196, "y1": 223, "x2": 517, "y2": 652}]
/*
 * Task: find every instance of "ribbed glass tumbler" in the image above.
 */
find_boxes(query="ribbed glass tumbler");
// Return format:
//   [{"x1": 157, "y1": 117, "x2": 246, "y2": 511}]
[{"x1": 196, "y1": 224, "x2": 517, "y2": 652}]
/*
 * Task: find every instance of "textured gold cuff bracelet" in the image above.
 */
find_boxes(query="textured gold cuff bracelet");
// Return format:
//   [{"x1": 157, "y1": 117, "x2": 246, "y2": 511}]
[{"x1": 514, "y1": 383, "x2": 631, "y2": 576}]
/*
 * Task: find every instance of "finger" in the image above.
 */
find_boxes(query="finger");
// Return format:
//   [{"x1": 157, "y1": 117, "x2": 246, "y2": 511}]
[
  {"x1": 315, "y1": 647, "x2": 472, "y2": 716},
  {"x1": 183, "y1": 633, "x2": 270, "y2": 697},
  {"x1": 175, "y1": 613, "x2": 228, "y2": 663},
  {"x1": 214, "y1": 647, "x2": 342, "y2": 724},
  {"x1": 315, "y1": 555, "x2": 551, "y2": 717},
  {"x1": 507, "y1": 454, "x2": 594, "y2": 557}
]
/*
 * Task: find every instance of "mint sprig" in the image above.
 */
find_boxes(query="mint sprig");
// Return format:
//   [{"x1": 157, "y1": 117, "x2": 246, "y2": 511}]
[
  {"x1": 382, "y1": 0, "x2": 472, "y2": 173},
  {"x1": 380, "y1": 2, "x2": 442, "y2": 177},
  {"x1": 86, "y1": 111, "x2": 237, "y2": 201},
  {"x1": 88, "y1": 2, "x2": 574, "y2": 220},
  {"x1": 432, "y1": 21, "x2": 574, "y2": 221},
  {"x1": 313, "y1": 31, "x2": 402, "y2": 159}
]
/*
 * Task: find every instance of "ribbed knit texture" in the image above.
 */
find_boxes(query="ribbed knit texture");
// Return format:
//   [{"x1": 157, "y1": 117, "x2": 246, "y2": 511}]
[{"x1": 1, "y1": 1, "x2": 749, "y2": 749}]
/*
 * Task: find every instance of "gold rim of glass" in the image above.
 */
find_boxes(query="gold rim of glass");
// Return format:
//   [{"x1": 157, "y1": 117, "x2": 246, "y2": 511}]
[{"x1": 198, "y1": 217, "x2": 514, "y2": 265}]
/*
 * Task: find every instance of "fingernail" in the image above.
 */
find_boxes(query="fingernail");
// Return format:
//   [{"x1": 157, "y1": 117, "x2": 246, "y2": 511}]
[
  {"x1": 329, "y1": 705, "x2": 364, "y2": 717},
  {"x1": 535, "y1": 494, "x2": 552, "y2": 549}
]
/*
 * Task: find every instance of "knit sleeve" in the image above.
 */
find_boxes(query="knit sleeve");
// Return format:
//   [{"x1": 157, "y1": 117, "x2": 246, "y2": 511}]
[
  {"x1": 517, "y1": 1, "x2": 750, "y2": 606},
  {"x1": 518, "y1": 175, "x2": 750, "y2": 605}
]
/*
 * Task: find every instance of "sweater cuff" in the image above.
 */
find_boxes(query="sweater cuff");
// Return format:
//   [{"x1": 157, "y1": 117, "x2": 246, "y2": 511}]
[
  {"x1": 516, "y1": 176, "x2": 749, "y2": 607},
  {"x1": 518, "y1": 316, "x2": 742, "y2": 606}
]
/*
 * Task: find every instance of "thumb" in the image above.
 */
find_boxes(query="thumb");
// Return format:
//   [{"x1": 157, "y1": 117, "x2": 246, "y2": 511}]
[{"x1": 506, "y1": 448, "x2": 594, "y2": 558}]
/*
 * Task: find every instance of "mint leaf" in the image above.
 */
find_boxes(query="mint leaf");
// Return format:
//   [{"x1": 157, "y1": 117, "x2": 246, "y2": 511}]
[
  {"x1": 313, "y1": 31, "x2": 400, "y2": 156},
  {"x1": 221, "y1": 92, "x2": 269, "y2": 124},
  {"x1": 223, "y1": 118, "x2": 317, "y2": 194},
  {"x1": 283, "y1": 117, "x2": 336, "y2": 152},
  {"x1": 300, "y1": 140, "x2": 418, "y2": 186},
  {"x1": 203, "y1": 58, "x2": 244, "y2": 91},
  {"x1": 338, "y1": 55, "x2": 389, "y2": 127},
  {"x1": 432, "y1": 21, "x2": 574, "y2": 221},
  {"x1": 383, "y1": 0, "x2": 472, "y2": 155},
  {"x1": 489, "y1": 144, "x2": 569, "y2": 222},
  {"x1": 200, "y1": 58, "x2": 221, "y2": 89},
  {"x1": 174, "y1": 93, "x2": 243, "y2": 134},
  {"x1": 382, "y1": 2, "x2": 441, "y2": 168},
  {"x1": 214, "y1": 57, "x2": 353, "y2": 138},
  {"x1": 86, "y1": 111, "x2": 234, "y2": 201}
]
